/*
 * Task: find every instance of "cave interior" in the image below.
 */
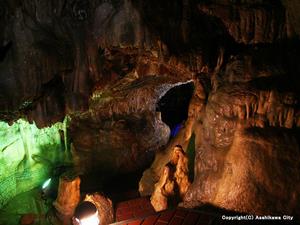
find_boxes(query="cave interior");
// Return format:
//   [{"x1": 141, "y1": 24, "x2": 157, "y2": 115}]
[{"x1": 0, "y1": 0, "x2": 299, "y2": 225}]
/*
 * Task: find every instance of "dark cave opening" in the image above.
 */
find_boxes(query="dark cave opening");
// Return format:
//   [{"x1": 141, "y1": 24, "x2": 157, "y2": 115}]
[{"x1": 156, "y1": 82, "x2": 194, "y2": 137}]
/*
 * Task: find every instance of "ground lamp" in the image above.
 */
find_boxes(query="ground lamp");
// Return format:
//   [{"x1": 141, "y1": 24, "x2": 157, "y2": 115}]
[{"x1": 73, "y1": 201, "x2": 100, "y2": 225}]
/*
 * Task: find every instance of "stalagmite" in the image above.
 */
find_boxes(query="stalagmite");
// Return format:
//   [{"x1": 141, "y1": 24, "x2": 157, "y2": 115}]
[
  {"x1": 172, "y1": 146, "x2": 191, "y2": 198},
  {"x1": 150, "y1": 165, "x2": 175, "y2": 212},
  {"x1": 53, "y1": 172, "x2": 81, "y2": 217},
  {"x1": 151, "y1": 145, "x2": 190, "y2": 211}
]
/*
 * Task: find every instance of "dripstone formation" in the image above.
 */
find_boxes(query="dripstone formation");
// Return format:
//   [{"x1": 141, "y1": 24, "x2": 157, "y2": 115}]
[{"x1": 0, "y1": 0, "x2": 299, "y2": 218}]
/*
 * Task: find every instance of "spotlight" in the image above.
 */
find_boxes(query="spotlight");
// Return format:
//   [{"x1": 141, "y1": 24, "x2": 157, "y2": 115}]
[
  {"x1": 42, "y1": 178, "x2": 52, "y2": 189},
  {"x1": 73, "y1": 201, "x2": 100, "y2": 225}
]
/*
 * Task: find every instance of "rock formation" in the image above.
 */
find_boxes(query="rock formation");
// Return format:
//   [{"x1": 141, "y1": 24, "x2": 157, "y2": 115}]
[
  {"x1": 150, "y1": 145, "x2": 190, "y2": 212},
  {"x1": 70, "y1": 75, "x2": 193, "y2": 174},
  {"x1": 150, "y1": 165, "x2": 175, "y2": 212},
  {"x1": 172, "y1": 146, "x2": 191, "y2": 199},
  {"x1": 139, "y1": 79, "x2": 205, "y2": 196},
  {"x1": 53, "y1": 172, "x2": 81, "y2": 217},
  {"x1": 0, "y1": 0, "x2": 299, "y2": 219},
  {"x1": 182, "y1": 79, "x2": 300, "y2": 216}
]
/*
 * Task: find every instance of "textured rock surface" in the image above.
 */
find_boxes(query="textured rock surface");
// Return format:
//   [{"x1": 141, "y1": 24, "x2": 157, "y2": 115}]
[
  {"x1": 150, "y1": 145, "x2": 191, "y2": 212},
  {"x1": 150, "y1": 165, "x2": 174, "y2": 212},
  {"x1": 139, "y1": 79, "x2": 205, "y2": 196},
  {"x1": 70, "y1": 74, "x2": 193, "y2": 174},
  {"x1": 198, "y1": 2, "x2": 290, "y2": 44},
  {"x1": 0, "y1": 0, "x2": 300, "y2": 217},
  {"x1": 53, "y1": 172, "x2": 81, "y2": 216},
  {"x1": 182, "y1": 79, "x2": 300, "y2": 215},
  {"x1": 0, "y1": 0, "x2": 299, "y2": 126},
  {"x1": 0, "y1": 118, "x2": 69, "y2": 208}
]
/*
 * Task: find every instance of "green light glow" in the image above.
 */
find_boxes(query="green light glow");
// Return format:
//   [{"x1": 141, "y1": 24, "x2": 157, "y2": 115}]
[
  {"x1": 0, "y1": 117, "x2": 71, "y2": 208},
  {"x1": 42, "y1": 178, "x2": 52, "y2": 189}
]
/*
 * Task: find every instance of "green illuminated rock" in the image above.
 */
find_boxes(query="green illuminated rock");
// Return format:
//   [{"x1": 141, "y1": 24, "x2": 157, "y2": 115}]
[{"x1": 0, "y1": 117, "x2": 70, "y2": 208}]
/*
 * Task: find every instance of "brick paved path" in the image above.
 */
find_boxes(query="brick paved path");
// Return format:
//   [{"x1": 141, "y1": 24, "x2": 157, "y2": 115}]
[
  {"x1": 112, "y1": 197, "x2": 299, "y2": 225},
  {"x1": 114, "y1": 197, "x2": 215, "y2": 225}
]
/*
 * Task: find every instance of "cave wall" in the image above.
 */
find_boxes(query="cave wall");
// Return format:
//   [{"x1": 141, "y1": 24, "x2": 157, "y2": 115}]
[
  {"x1": 0, "y1": 0, "x2": 300, "y2": 124},
  {"x1": 0, "y1": 0, "x2": 300, "y2": 215},
  {"x1": 70, "y1": 76, "x2": 194, "y2": 174},
  {"x1": 1, "y1": 0, "x2": 299, "y2": 126},
  {"x1": 0, "y1": 0, "x2": 225, "y2": 128},
  {"x1": 182, "y1": 82, "x2": 300, "y2": 214},
  {"x1": 0, "y1": 118, "x2": 69, "y2": 208},
  {"x1": 133, "y1": 0, "x2": 300, "y2": 216}
]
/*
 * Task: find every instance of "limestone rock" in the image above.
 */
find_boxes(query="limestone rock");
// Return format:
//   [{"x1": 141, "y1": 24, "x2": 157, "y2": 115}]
[
  {"x1": 1, "y1": 0, "x2": 300, "y2": 127},
  {"x1": 198, "y1": 1, "x2": 291, "y2": 44},
  {"x1": 139, "y1": 79, "x2": 205, "y2": 196},
  {"x1": 0, "y1": 1, "x2": 300, "y2": 219},
  {"x1": 53, "y1": 172, "x2": 81, "y2": 217},
  {"x1": 150, "y1": 145, "x2": 191, "y2": 212},
  {"x1": 150, "y1": 165, "x2": 174, "y2": 212},
  {"x1": 183, "y1": 81, "x2": 300, "y2": 216},
  {"x1": 70, "y1": 75, "x2": 193, "y2": 174},
  {"x1": 172, "y1": 147, "x2": 191, "y2": 199}
]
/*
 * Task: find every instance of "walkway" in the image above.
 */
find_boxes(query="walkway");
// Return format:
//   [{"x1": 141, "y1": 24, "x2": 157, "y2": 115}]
[{"x1": 113, "y1": 197, "x2": 216, "y2": 225}]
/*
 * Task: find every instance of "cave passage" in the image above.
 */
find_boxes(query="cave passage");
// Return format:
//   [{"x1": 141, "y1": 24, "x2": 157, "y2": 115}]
[{"x1": 156, "y1": 82, "x2": 194, "y2": 137}]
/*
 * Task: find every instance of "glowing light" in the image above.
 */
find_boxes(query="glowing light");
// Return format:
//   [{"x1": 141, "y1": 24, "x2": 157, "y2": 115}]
[
  {"x1": 171, "y1": 123, "x2": 182, "y2": 137},
  {"x1": 0, "y1": 117, "x2": 70, "y2": 208},
  {"x1": 42, "y1": 178, "x2": 52, "y2": 189},
  {"x1": 74, "y1": 201, "x2": 100, "y2": 225},
  {"x1": 76, "y1": 211, "x2": 99, "y2": 225}
]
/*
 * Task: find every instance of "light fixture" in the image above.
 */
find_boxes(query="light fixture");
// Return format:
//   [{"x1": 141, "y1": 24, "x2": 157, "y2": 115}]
[
  {"x1": 73, "y1": 201, "x2": 100, "y2": 225},
  {"x1": 75, "y1": 211, "x2": 99, "y2": 225},
  {"x1": 42, "y1": 178, "x2": 52, "y2": 189}
]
